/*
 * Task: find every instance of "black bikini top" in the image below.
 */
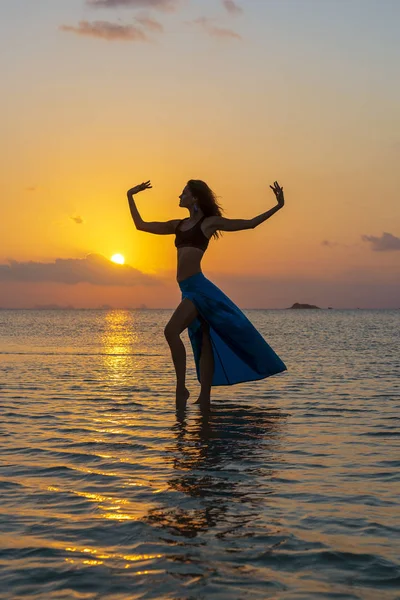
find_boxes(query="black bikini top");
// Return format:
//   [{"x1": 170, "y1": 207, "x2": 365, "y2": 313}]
[{"x1": 174, "y1": 216, "x2": 210, "y2": 252}]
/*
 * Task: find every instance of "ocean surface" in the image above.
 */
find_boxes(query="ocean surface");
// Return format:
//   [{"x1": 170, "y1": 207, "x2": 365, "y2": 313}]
[{"x1": 0, "y1": 308, "x2": 399, "y2": 600}]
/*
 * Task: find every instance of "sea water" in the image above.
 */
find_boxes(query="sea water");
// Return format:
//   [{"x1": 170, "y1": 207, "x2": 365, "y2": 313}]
[{"x1": 0, "y1": 309, "x2": 399, "y2": 599}]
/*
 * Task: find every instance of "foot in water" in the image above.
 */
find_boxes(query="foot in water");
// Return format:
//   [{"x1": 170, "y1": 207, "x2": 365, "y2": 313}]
[
  {"x1": 176, "y1": 386, "x2": 190, "y2": 409},
  {"x1": 194, "y1": 393, "x2": 211, "y2": 408}
]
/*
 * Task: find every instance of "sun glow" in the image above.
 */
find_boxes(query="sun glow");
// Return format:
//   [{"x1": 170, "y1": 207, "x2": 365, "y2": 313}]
[{"x1": 111, "y1": 254, "x2": 125, "y2": 265}]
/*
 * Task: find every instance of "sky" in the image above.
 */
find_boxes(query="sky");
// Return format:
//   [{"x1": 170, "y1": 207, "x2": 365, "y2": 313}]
[{"x1": 0, "y1": 0, "x2": 399, "y2": 309}]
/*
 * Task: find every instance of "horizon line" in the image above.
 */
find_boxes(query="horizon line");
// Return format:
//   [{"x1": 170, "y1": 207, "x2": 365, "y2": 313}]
[{"x1": 0, "y1": 307, "x2": 398, "y2": 311}]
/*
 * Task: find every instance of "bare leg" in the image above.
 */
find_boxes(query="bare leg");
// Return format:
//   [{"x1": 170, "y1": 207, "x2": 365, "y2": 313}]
[
  {"x1": 195, "y1": 325, "x2": 214, "y2": 408},
  {"x1": 166, "y1": 335, "x2": 190, "y2": 406},
  {"x1": 164, "y1": 298, "x2": 198, "y2": 409}
]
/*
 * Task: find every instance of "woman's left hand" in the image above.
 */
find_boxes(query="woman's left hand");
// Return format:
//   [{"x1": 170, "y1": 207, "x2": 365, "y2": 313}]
[{"x1": 270, "y1": 181, "x2": 284, "y2": 207}]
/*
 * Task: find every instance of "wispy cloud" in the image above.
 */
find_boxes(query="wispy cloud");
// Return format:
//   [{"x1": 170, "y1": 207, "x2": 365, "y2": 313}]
[
  {"x1": 0, "y1": 254, "x2": 160, "y2": 286},
  {"x1": 25, "y1": 186, "x2": 37, "y2": 192},
  {"x1": 59, "y1": 20, "x2": 148, "y2": 42},
  {"x1": 135, "y1": 15, "x2": 163, "y2": 32},
  {"x1": 361, "y1": 232, "x2": 400, "y2": 252},
  {"x1": 222, "y1": 0, "x2": 243, "y2": 16},
  {"x1": 87, "y1": 0, "x2": 180, "y2": 11},
  {"x1": 70, "y1": 215, "x2": 84, "y2": 225},
  {"x1": 189, "y1": 17, "x2": 242, "y2": 40},
  {"x1": 321, "y1": 240, "x2": 339, "y2": 248}
]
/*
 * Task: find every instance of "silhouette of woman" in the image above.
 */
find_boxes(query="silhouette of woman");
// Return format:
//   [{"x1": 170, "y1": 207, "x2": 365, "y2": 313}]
[{"x1": 127, "y1": 179, "x2": 287, "y2": 410}]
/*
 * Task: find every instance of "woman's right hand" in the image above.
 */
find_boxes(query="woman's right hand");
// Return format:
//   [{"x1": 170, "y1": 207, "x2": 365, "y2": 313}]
[{"x1": 127, "y1": 181, "x2": 152, "y2": 196}]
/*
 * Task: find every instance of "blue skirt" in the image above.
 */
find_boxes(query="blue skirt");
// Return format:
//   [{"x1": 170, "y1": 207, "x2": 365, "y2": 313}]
[{"x1": 178, "y1": 272, "x2": 287, "y2": 387}]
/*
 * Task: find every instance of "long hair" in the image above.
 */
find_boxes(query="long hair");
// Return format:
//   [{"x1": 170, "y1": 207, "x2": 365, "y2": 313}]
[{"x1": 187, "y1": 179, "x2": 224, "y2": 241}]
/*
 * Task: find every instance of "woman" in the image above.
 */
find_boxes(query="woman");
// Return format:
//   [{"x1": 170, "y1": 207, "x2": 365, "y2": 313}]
[{"x1": 127, "y1": 179, "x2": 287, "y2": 410}]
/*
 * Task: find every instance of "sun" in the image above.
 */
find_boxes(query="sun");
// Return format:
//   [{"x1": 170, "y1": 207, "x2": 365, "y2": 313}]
[{"x1": 111, "y1": 253, "x2": 125, "y2": 265}]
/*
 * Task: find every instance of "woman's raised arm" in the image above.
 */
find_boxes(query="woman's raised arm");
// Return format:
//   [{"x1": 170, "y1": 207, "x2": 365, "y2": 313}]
[
  {"x1": 205, "y1": 180, "x2": 285, "y2": 235},
  {"x1": 127, "y1": 181, "x2": 180, "y2": 235}
]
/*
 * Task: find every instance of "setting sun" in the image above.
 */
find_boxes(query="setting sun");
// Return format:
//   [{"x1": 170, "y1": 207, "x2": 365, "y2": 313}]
[{"x1": 111, "y1": 254, "x2": 125, "y2": 265}]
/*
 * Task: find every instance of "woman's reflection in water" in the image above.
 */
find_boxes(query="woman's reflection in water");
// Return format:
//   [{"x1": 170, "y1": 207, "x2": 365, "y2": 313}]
[{"x1": 145, "y1": 402, "x2": 287, "y2": 541}]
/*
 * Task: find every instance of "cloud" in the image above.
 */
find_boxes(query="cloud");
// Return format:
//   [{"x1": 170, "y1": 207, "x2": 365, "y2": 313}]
[
  {"x1": 1, "y1": 265, "x2": 400, "y2": 308},
  {"x1": 25, "y1": 186, "x2": 37, "y2": 192},
  {"x1": 70, "y1": 215, "x2": 84, "y2": 225},
  {"x1": 189, "y1": 17, "x2": 242, "y2": 40},
  {"x1": 87, "y1": 0, "x2": 180, "y2": 11},
  {"x1": 321, "y1": 240, "x2": 338, "y2": 248},
  {"x1": 361, "y1": 232, "x2": 400, "y2": 252},
  {"x1": 135, "y1": 15, "x2": 163, "y2": 32},
  {"x1": 0, "y1": 254, "x2": 160, "y2": 286},
  {"x1": 222, "y1": 0, "x2": 243, "y2": 16},
  {"x1": 59, "y1": 20, "x2": 148, "y2": 41},
  {"x1": 322, "y1": 240, "x2": 360, "y2": 249}
]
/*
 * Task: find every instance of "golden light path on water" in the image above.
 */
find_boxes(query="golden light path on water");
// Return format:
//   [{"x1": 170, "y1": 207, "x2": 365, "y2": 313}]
[{"x1": 48, "y1": 308, "x2": 172, "y2": 572}]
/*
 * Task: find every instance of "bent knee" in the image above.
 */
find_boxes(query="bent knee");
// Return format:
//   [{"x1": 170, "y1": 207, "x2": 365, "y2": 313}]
[{"x1": 164, "y1": 323, "x2": 179, "y2": 342}]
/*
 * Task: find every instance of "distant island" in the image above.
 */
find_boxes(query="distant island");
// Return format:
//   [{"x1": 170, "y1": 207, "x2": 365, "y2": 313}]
[{"x1": 287, "y1": 302, "x2": 321, "y2": 309}]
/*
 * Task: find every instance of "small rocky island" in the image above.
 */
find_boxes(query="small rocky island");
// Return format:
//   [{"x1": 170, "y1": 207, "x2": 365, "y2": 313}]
[{"x1": 287, "y1": 302, "x2": 321, "y2": 309}]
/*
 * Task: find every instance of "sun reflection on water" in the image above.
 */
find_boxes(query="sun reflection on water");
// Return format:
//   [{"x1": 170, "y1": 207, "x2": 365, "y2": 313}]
[
  {"x1": 64, "y1": 545, "x2": 163, "y2": 569},
  {"x1": 100, "y1": 310, "x2": 138, "y2": 385},
  {"x1": 72, "y1": 489, "x2": 146, "y2": 522}
]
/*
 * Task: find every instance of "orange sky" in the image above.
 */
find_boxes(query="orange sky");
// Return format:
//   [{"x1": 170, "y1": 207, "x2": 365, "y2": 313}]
[{"x1": 1, "y1": 0, "x2": 399, "y2": 308}]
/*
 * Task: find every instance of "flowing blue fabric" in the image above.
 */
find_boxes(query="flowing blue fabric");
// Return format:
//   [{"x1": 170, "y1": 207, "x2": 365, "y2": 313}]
[{"x1": 178, "y1": 272, "x2": 287, "y2": 386}]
